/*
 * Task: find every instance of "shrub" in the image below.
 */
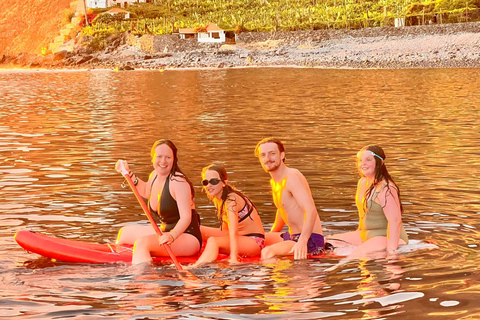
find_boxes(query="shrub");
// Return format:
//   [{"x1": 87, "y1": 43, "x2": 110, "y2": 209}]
[
  {"x1": 87, "y1": 30, "x2": 115, "y2": 51},
  {"x1": 93, "y1": 12, "x2": 128, "y2": 24},
  {"x1": 406, "y1": 2, "x2": 436, "y2": 14},
  {"x1": 128, "y1": 3, "x2": 167, "y2": 18},
  {"x1": 88, "y1": 35, "x2": 107, "y2": 51}
]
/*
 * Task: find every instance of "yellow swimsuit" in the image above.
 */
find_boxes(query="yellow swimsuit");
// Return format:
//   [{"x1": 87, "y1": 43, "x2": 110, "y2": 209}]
[{"x1": 358, "y1": 184, "x2": 409, "y2": 244}]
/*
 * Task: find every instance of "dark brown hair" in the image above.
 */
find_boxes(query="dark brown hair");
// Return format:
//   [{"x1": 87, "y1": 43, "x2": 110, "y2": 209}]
[
  {"x1": 359, "y1": 145, "x2": 403, "y2": 213},
  {"x1": 202, "y1": 162, "x2": 255, "y2": 225}
]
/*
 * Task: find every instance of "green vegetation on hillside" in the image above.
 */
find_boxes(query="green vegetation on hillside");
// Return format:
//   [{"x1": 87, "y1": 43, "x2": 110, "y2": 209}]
[{"x1": 85, "y1": 0, "x2": 479, "y2": 37}]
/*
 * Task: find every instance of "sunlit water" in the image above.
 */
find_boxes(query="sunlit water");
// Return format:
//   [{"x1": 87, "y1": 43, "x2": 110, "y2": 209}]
[{"x1": 0, "y1": 67, "x2": 479, "y2": 319}]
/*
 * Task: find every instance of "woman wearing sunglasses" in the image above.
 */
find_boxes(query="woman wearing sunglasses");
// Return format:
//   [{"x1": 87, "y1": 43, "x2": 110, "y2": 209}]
[
  {"x1": 115, "y1": 139, "x2": 202, "y2": 265},
  {"x1": 193, "y1": 163, "x2": 265, "y2": 266}
]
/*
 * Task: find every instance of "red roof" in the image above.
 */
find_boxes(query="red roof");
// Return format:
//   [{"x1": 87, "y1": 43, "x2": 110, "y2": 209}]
[
  {"x1": 179, "y1": 28, "x2": 196, "y2": 34},
  {"x1": 178, "y1": 23, "x2": 224, "y2": 34},
  {"x1": 205, "y1": 23, "x2": 223, "y2": 32}
]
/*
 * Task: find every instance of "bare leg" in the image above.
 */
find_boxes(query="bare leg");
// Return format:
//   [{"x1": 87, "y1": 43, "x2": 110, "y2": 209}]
[
  {"x1": 347, "y1": 236, "x2": 407, "y2": 260},
  {"x1": 193, "y1": 236, "x2": 229, "y2": 266},
  {"x1": 116, "y1": 225, "x2": 155, "y2": 245},
  {"x1": 261, "y1": 240, "x2": 295, "y2": 260},
  {"x1": 132, "y1": 233, "x2": 201, "y2": 265},
  {"x1": 326, "y1": 230, "x2": 363, "y2": 247},
  {"x1": 193, "y1": 235, "x2": 263, "y2": 267},
  {"x1": 325, "y1": 236, "x2": 407, "y2": 272},
  {"x1": 264, "y1": 232, "x2": 283, "y2": 247},
  {"x1": 200, "y1": 226, "x2": 228, "y2": 241},
  {"x1": 131, "y1": 234, "x2": 158, "y2": 265}
]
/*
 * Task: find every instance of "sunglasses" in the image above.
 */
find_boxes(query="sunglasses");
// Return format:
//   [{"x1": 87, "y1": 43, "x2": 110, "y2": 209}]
[{"x1": 202, "y1": 178, "x2": 223, "y2": 186}]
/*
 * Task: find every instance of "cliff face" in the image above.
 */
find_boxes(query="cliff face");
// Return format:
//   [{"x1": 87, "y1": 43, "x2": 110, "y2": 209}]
[{"x1": 0, "y1": 0, "x2": 74, "y2": 55}]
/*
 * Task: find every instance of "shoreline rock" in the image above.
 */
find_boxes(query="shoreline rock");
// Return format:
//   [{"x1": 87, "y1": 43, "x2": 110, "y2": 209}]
[{"x1": 2, "y1": 22, "x2": 480, "y2": 70}]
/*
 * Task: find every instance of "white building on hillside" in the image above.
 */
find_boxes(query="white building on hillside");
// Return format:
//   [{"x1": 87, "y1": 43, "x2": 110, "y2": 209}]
[
  {"x1": 87, "y1": 0, "x2": 147, "y2": 9},
  {"x1": 178, "y1": 28, "x2": 196, "y2": 40},
  {"x1": 179, "y1": 23, "x2": 225, "y2": 43},
  {"x1": 87, "y1": 0, "x2": 109, "y2": 8},
  {"x1": 198, "y1": 23, "x2": 225, "y2": 43}
]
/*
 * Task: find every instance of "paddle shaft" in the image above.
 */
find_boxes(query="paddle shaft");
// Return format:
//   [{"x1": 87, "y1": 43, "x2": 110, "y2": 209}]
[{"x1": 121, "y1": 170, "x2": 183, "y2": 270}]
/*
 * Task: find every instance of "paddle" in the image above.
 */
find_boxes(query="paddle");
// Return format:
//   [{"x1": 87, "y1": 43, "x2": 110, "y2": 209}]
[{"x1": 120, "y1": 168, "x2": 184, "y2": 270}]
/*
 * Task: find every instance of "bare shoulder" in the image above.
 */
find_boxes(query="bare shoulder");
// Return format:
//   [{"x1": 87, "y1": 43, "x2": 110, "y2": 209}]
[
  {"x1": 358, "y1": 177, "x2": 367, "y2": 185},
  {"x1": 145, "y1": 171, "x2": 156, "y2": 194},
  {"x1": 169, "y1": 173, "x2": 190, "y2": 191},
  {"x1": 383, "y1": 181, "x2": 399, "y2": 195},
  {"x1": 378, "y1": 181, "x2": 400, "y2": 201},
  {"x1": 287, "y1": 167, "x2": 305, "y2": 180},
  {"x1": 356, "y1": 178, "x2": 371, "y2": 197},
  {"x1": 147, "y1": 170, "x2": 156, "y2": 183},
  {"x1": 225, "y1": 192, "x2": 241, "y2": 210},
  {"x1": 169, "y1": 172, "x2": 188, "y2": 183},
  {"x1": 286, "y1": 167, "x2": 309, "y2": 188}
]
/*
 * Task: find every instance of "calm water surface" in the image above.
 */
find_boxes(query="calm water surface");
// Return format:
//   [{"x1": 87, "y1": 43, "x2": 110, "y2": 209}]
[{"x1": 0, "y1": 67, "x2": 479, "y2": 319}]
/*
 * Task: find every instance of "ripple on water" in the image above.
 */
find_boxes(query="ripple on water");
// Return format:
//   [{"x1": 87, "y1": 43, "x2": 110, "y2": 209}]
[
  {"x1": 335, "y1": 291, "x2": 425, "y2": 307},
  {"x1": 1, "y1": 68, "x2": 480, "y2": 319}
]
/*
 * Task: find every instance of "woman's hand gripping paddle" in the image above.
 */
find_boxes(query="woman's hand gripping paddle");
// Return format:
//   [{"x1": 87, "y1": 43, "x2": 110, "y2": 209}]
[{"x1": 120, "y1": 168, "x2": 184, "y2": 271}]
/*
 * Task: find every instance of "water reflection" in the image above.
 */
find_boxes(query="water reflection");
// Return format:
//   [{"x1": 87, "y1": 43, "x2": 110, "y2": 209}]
[{"x1": 1, "y1": 68, "x2": 480, "y2": 318}]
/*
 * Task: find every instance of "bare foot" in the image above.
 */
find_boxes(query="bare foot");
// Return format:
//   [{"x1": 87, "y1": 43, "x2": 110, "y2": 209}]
[
  {"x1": 325, "y1": 258, "x2": 349, "y2": 272},
  {"x1": 185, "y1": 262, "x2": 202, "y2": 269},
  {"x1": 388, "y1": 282, "x2": 401, "y2": 291}
]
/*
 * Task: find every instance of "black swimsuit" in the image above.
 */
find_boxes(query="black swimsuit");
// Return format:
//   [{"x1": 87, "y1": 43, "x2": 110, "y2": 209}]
[{"x1": 148, "y1": 174, "x2": 202, "y2": 248}]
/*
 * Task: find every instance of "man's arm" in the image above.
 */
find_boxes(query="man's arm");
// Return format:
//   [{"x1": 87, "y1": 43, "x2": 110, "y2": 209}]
[
  {"x1": 288, "y1": 170, "x2": 319, "y2": 259},
  {"x1": 270, "y1": 208, "x2": 285, "y2": 232}
]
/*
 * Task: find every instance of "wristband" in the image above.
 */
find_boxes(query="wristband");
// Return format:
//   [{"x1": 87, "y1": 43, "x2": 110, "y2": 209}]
[{"x1": 121, "y1": 173, "x2": 138, "y2": 188}]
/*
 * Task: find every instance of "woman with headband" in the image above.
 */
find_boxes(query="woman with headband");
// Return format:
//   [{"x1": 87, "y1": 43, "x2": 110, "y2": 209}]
[
  {"x1": 327, "y1": 146, "x2": 409, "y2": 262},
  {"x1": 193, "y1": 163, "x2": 265, "y2": 266}
]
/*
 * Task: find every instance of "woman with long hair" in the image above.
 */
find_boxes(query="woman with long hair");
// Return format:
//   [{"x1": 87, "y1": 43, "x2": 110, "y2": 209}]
[
  {"x1": 115, "y1": 139, "x2": 202, "y2": 265},
  {"x1": 193, "y1": 163, "x2": 265, "y2": 266},
  {"x1": 328, "y1": 145, "x2": 409, "y2": 261}
]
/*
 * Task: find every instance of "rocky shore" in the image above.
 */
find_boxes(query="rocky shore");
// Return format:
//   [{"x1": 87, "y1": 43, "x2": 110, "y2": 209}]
[{"x1": 2, "y1": 22, "x2": 480, "y2": 70}]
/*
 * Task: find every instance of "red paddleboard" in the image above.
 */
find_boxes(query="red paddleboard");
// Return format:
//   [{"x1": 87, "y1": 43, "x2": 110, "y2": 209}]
[
  {"x1": 14, "y1": 230, "x2": 329, "y2": 264},
  {"x1": 14, "y1": 230, "x2": 202, "y2": 264}
]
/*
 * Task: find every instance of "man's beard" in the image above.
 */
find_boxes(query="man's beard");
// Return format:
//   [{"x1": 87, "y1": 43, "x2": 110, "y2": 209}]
[{"x1": 264, "y1": 161, "x2": 280, "y2": 172}]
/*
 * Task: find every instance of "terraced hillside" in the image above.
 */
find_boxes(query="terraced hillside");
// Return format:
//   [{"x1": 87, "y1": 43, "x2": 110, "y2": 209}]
[{"x1": 0, "y1": 0, "x2": 74, "y2": 55}]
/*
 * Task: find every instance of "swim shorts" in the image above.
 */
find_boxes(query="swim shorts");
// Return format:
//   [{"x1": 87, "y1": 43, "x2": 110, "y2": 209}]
[{"x1": 281, "y1": 232, "x2": 325, "y2": 255}]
